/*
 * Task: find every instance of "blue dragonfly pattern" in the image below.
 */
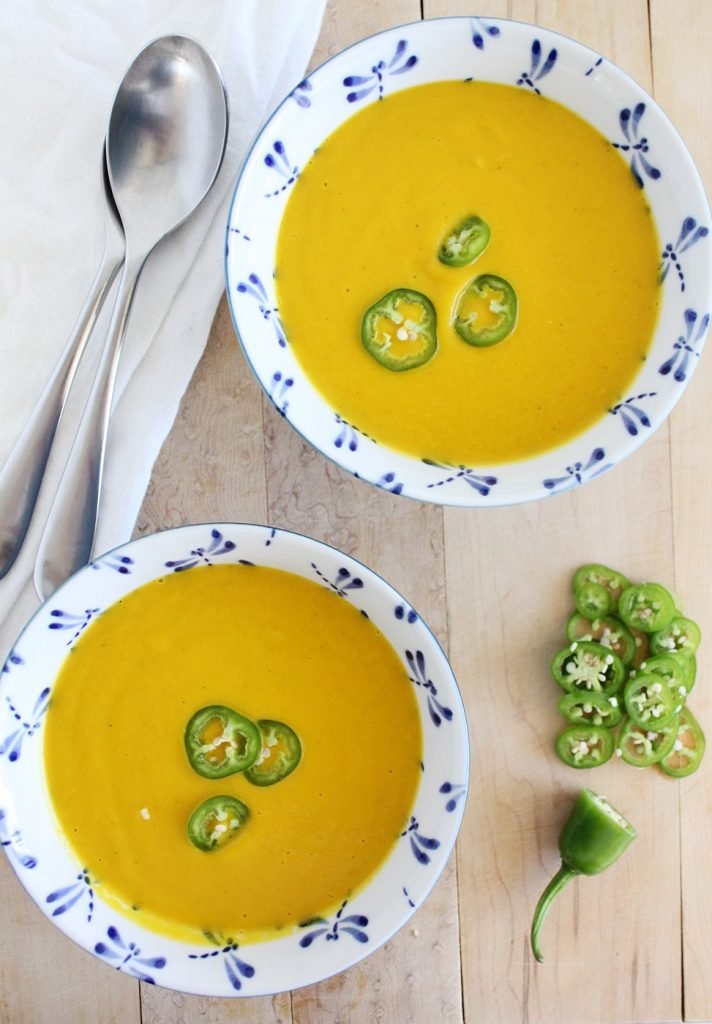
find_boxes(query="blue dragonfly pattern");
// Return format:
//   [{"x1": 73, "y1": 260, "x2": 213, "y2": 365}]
[
  {"x1": 0, "y1": 687, "x2": 50, "y2": 763},
  {"x1": 401, "y1": 816, "x2": 441, "y2": 865},
  {"x1": 47, "y1": 607, "x2": 100, "y2": 645},
  {"x1": 612, "y1": 103, "x2": 661, "y2": 188},
  {"x1": 609, "y1": 393, "x2": 657, "y2": 436},
  {"x1": 188, "y1": 935, "x2": 256, "y2": 992},
  {"x1": 165, "y1": 528, "x2": 238, "y2": 571},
  {"x1": 236, "y1": 273, "x2": 288, "y2": 348},
  {"x1": 517, "y1": 40, "x2": 558, "y2": 93},
  {"x1": 343, "y1": 39, "x2": 418, "y2": 103},
  {"x1": 263, "y1": 140, "x2": 299, "y2": 197},
  {"x1": 660, "y1": 217, "x2": 710, "y2": 292},
  {"x1": 406, "y1": 649, "x2": 453, "y2": 728},
  {"x1": 94, "y1": 925, "x2": 167, "y2": 984},
  {"x1": 658, "y1": 307, "x2": 710, "y2": 382},
  {"x1": 46, "y1": 869, "x2": 95, "y2": 922},
  {"x1": 423, "y1": 460, "x2": 498, "y2": 497},
  {"x1": 543, "y1": 447, "x2": 612, "y2": 494},
  {"x1": 299, "y1": 900, "x2": 369, "y2": 947},
  {"x1": 310, "y1": 563, "x2": 364, "y2": 598}
]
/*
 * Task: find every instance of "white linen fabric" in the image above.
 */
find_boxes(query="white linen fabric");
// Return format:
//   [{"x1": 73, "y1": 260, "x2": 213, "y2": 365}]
[{"x1": 0, "y1": 0, "x2": 326, "y2": 655}]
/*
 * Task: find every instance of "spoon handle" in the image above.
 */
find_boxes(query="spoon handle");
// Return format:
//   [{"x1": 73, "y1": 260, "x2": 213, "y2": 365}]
[
  {"x1": 34, "y1": 255, "x2": 144, "y2": 600},
  {"x1": 0, "y1": 229, "x2": 125, "y2": 582}
]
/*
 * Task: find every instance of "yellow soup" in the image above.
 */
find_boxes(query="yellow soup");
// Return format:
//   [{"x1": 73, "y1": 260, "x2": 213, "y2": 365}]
[
  {"x1": 276, "y1": 81, "x2": 661, "y2": 464},
  {"x1": 44, "y1": 565, "x2": 422, "y2": 943}
]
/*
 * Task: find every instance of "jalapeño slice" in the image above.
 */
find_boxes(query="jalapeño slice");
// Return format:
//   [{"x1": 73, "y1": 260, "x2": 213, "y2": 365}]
[
  {"x1": 565, "y1": 613, "x2": 636, "y2": 665},
  {"x1": 244, "y1": 719, "x2": 303, "y2": 787},
  {"x1": 556, "y1": 725, "x2": 614, "y2": 769},
  {"x1": 659, "y1": 707, "x2": 706, "y2": 778},
  {"x1": 618, "y1": 583, "x2": 676, "y2": 634},
  {"x1": 187, "y1": 795, "x2": 249, "y2": 852},
  {"x1": 438, "y1": 214, "x2": 490, "y2": 267},
  {"x1": 361, "y1": 288, "x2": 437, "y2": 371},
  {"x1": 551, "y1": 640, "x2": 625, "y2": 696},
  {"x1": 650, "y1": 616, "x2": 702, "y2": 656},
  {"x1": 623, "y1": 672, "x2": 676, "y2": 728},
  {"x1": 572, "y1": 564, "x2": 631, "y2": 611},
  {"x1": 184, "y1": 705, "x2": 261, "y2": 779},
  {"x1": 617, "y1": 716, "x2": 679, "y2": 767},
  {"x1": 639, "y1": 653, "x2": 692, "y2": 707},
  {"x1": 558, "y1": 691, "x2": 623, "y2": 729},
  {"x1": 574, "y1": 582, "x2": 614, "y2": 619},
  {"x1": 453, "y1": 273, "x2": 517, "y2": 347}
]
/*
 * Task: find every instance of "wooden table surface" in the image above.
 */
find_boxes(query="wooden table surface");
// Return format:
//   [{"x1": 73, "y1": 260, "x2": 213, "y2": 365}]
[{"x1": 2, "y1": 2, "x2": 712, "y2": 1022}]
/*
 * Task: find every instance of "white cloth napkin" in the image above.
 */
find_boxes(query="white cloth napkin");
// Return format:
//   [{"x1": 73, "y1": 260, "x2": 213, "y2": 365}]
[{"x1": 0, "y1": 0, "x2": 326, "y2": 654}]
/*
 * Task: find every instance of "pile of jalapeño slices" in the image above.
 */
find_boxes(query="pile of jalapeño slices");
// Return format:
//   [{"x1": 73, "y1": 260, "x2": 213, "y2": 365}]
[{"x1": 551, "y1": 564, "x2": 705, "y2": 778}]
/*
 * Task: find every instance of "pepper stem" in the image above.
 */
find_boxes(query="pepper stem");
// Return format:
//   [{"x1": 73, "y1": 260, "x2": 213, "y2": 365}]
[{"x1": 530, "y1": 863, "x2": 578, "y2": 963}]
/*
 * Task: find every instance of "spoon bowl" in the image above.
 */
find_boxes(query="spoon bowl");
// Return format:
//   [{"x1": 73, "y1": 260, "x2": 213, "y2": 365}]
[
  {"x1": 108, "y1": 36, "x2": 228, "y2": 252},
  {"x1": 34, "y1": 35, "x2": 228, "y2": 599}
]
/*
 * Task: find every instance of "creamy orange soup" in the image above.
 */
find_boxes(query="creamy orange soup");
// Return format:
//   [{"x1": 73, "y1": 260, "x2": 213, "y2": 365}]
[
  {"x1": 276, "y1": 81, "x2": 660, "y2": 464},
  {"x1": 44, "y1": 565, "x2": 422, "y2": 943}
]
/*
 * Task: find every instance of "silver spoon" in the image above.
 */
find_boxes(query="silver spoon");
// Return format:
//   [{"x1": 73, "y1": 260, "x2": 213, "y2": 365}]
[
  {"x1": 0, "y1": 154, "x2": 124, "y2": 581},
  {"x1": 34, "y1": 35, "x2": 228, "y2": 599}
]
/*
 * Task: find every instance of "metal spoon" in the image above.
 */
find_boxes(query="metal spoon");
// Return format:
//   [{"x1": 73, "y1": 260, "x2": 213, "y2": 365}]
[
  {"x1": 34, "y1": 35, "x2": 228, "y2": 599},
  {"x1": 0, "y1": 154, "x2": 124, "y2": 581}
]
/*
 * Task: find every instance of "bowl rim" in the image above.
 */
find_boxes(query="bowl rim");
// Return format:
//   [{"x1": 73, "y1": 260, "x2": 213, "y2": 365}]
[
  {"x1": 0, "y1": 521, "x2": 469, "y2": 996},
  {"x1": 224, "y1": 14, "x2": 712, "y2": 508}
]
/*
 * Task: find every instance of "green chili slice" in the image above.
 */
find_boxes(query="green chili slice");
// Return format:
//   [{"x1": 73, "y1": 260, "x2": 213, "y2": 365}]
[
  {"x1": 574, "y1": 582, "x2": 614, "y2": 620},
  {"x1": 650, "y1": 616, "x2": 702, "y2": 656},
  {"x1": 361, "y1": 288, "x2": 437, "y2": 371},
  {"x1": 184, "y1": 705, "x2": 261, "y2": 779},
  {"x1": 551, "y1": 640, "x2": 625, "y2": 696},
  {"x1": 530, "y1": 789, "x2": 636, "y2": 962},
  {"x1": 617, "y1": 716, "x2": 679, "y2": 767},
  {"x1": 573, "y1": 563, "x2": 631, "y2": 611},
  {"x1": 658, "y1": 707, "x2": 706, "y2": 778},
  {"x1": 558, "y1": 692, "x2": 623, "y2": 729},
  {"x1": 565, "y1": 613, "x2": 636, "y2": 665},
  {"x1": 556, "y1": 725, "x2": 614, "y2": 769},
  {"x1": 623, "y1": 672, "x2": 676, "y2": 728},
  {"x1": 437, "y1": 214, "x2": 490, "y2": 267},
  {"x1": 618, "y1": 583, "x2": 676, "y2": 633},
  {"x1": 453, "y1": 273, "x2": 517, "y2": 347},
  {"x1": 244, "y1": 719, "x2": 302, "y2": 787},
  {"x1": 639, "y1": 653, "x2": 693, "y2": 707},
  {"x1": 187, "y1": 795, "x2": 249, "y2": 852}
]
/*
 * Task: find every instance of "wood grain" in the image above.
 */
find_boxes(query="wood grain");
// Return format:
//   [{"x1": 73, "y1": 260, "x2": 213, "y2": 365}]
[{"x1": 4, "y1": 1, "x2": 711, "y2": 1021}]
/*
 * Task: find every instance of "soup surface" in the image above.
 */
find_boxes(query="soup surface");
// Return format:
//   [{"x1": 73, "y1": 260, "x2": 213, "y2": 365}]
[
  {"x1": 44, "y1": 564, "x2": 422, "y2": 943},
  {"x1": 276, "y1": 81, "x2": 660, "y2": 464}
]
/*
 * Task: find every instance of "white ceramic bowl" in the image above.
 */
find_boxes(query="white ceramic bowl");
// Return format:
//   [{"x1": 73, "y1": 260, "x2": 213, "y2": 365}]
[
  {"x1": 225, "y1": 16, "x2": 711, "y2": 506},
  {"x1": 0, "y1": 523, "x2": 468, "y2": 996}
]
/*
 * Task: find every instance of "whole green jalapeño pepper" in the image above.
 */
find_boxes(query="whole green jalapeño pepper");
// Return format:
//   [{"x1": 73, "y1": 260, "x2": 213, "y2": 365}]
[
  {"x1": 530, "y1": 789, "x2": 637, "y2": 963},
  {"x1": 437, "y1": 214, "x2": 490, "y2": 267},
  {"x1": 184, "y1": 705, "x2": 261, "y2": 779},
  {"x1": 453, "y1": 273, "x2": 517, "y2": 347},
  {"x1": 361, "y1": 288, "x2": 438, "y2": 371}
]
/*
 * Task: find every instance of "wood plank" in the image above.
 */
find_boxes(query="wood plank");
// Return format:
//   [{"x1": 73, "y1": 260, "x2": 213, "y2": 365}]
[
  {"x1": 434, "y1": 0, "x2": 680, "y2": 1021},
  {"x1": 281, "y1": 4, "x2": 462, "y2": 1022},
  {"x1": 649, "y1": 2, "x2": 712, "y2": 1020}
]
